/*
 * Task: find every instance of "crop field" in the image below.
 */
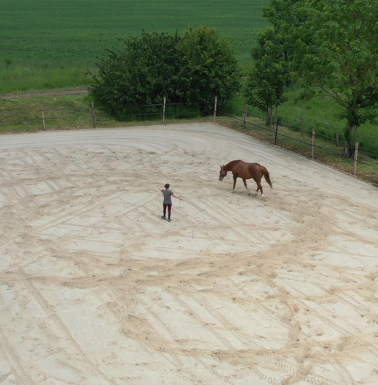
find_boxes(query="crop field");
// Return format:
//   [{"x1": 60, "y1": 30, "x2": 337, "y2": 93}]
[{"x1": 0, "y1": 0, "x2": 268, "y2": 92}]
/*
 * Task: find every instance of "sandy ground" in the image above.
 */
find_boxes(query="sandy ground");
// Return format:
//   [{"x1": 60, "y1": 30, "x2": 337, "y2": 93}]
[{"x1": 0, "y1": 122, "x2": 378, "y2": 385}]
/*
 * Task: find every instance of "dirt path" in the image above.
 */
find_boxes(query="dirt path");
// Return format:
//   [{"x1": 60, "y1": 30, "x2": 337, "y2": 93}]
[
  {"x1": 0, "y1": 123, "x2": 377, "y2": 384},
  {"x1": 0, "y1": 87, "x2": 89, "y2": 99}
]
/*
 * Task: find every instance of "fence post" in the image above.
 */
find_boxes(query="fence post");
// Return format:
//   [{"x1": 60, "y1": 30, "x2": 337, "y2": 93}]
[
  {"x1": 335, "y1": 131, "x2": 339, "y2": 147},
  {"x1": 353, "y1": 142, "x2": 359, "y2": 175},
  {"x1": 162, "y1": 96, "x2": 166, "y2": 125},
  {"x1": 301, "y1": 116, "x2": 304, "y2": 136},
  {"x1": 91, "y1": 100, "x2": 96, "y2": 129},
  {"x1": 243, "y1": 101, "x2": 247, "y2": 130},
  {"x1": 312, "y1": 127, "x2": 316, "y2": 159},
  {"x1": 41, "y1": 103, "x2": 46, "y2": 130},
  {"x1": 274, "y1": 119, "x2": 279, "y2": 145},
  {"x1": 213, "y1": 96, "x2": 217, "y2": 123}
]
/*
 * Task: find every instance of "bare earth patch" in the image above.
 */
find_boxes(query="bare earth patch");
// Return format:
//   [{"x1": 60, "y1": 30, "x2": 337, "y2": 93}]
[
  {"x1": 0, "y1": 87, "x2": 88, "y2": 99},
  {"x1": 0, "y1": 123, "x2": 378, "y2": 385}
]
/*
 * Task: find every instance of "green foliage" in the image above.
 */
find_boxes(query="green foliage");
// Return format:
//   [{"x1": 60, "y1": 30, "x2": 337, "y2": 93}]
[
  {"x1": 91, "y1": 27, "x2": 241, "y2": 118},
  {"x1": 295, "y1": 0, "x2": 378, "y2": 123},
  {"x1": 177, "y1": 27, "x2": 241, "y2": 113},
  {"x1": 90, "y1": 31, "x2": 182, "y2": 119},
  {"x1": 262, "y1": 0, "x2": 378, "y2": 154},
  {"x1": 243, "y1": 27, "x2": 288, "y2": 116}
]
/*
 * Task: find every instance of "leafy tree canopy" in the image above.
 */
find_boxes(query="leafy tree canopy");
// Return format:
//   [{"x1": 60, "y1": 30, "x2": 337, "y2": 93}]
[
  {"x1": 294, "y1": 0, "x2": 378, "y2": 124},
  {"x1": 261, "y1": 0, "x2": 378, "y2": 155},
  {"x1": 90, "y1": 31, "x2": 182, "y2": 119},
  {"x1": 243, "y1": 27, "x2": 289, "y2": 123},
  {"x1": 90, "y1": 27, "x2": 241, "y2": 119},
  {"x1": 177, "y1": 26, "x2": 241, "y2": 112}
]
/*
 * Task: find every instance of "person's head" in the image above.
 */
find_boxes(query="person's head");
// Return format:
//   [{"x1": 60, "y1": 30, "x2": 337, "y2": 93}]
[{"x1": 165, "y1": 183, "x2": 170, "y2": 189}]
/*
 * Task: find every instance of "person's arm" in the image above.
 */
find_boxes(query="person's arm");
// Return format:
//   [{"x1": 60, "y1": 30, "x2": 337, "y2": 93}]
[
  {"x1": 172, "y1": 193, "x2": 183, "y2": 200},
  {"x1": 157, "y1": 185, "x2": 163, "y2": 192}
]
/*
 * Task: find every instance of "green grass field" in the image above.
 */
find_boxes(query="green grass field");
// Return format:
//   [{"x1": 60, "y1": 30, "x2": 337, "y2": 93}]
[
  {"x1": 1, "y1": 0, "x2": 377, "y2": 156},
  {"x1": 226, "y1": 89, "x2": 378, "y2": 157},
  {"x1": 0, "y1": 0, "x2": 268, "y2": 92}
]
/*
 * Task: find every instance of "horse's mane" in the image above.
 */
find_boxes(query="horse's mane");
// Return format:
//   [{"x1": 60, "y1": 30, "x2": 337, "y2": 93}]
[{"x1": 223, "y1": 160, "x2": 241, "y2": 170}]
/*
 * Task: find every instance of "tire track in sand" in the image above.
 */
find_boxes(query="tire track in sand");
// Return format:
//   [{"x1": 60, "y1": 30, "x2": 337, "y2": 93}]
[
  {"x1": 0, "y1": 325, "x2": 35, "y2": 384},
  {"x1": 18, "y1": 268, "x2": 117, "y2": 385}
]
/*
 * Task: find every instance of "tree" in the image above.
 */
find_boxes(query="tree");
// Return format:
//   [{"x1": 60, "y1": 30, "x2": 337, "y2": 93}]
[
  {"x1": 90, "y1": 31, "x2": 182, "y2": 119},
  {"x1": 296, "y1": 0, "x2": 378, "y2": 156},
  {"x1": 243, "y1": 27, "x2": 289, "y2": 128},
  {"x1": 90, "y1": 27, "x2": 241, "y2": 118},
  {"x1": 263, "y1": 0, "x2": 378, "y2": 156},
  {"x1": 176, "y1": 26, "x2": 241, "y2": 113},
  {"x1": 262, "y1": 0, "x2": 308, "y2": 63}
]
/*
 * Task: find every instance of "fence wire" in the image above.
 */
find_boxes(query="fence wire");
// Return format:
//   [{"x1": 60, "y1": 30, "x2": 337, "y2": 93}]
[
  {"x1": 1, "y1": 99, "x2": 377, "y2": 180},
  {"x1": 219, "y1": 105, "x2": 376, "y2": 173}
]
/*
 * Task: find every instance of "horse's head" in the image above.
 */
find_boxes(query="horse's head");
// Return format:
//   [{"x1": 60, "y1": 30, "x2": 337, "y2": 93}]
[{"x1": 219, "y1": 165, "x2": 227, "y2": 181}]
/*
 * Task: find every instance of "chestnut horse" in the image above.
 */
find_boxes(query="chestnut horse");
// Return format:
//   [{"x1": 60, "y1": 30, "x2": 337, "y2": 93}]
[{"x1": 219, "y1": 160, "x2": 272, "y2": 197}]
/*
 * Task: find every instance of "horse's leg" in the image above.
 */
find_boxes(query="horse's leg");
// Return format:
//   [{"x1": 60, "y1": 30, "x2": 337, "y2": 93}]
[
  {"x1": 232, "y1": 175, "x2": 237, "y2": 193},
  {"x1": 253, "y1": 178, "x2": 261, "y2": 197},
  {"x1": 256, "y1": 180, "x2": 264, "y2": 197},
  {"x1": 243, "y1": 179, "x2": 251, "y2": 195},
  {"x1": 253, "y1": 168, "x2": 265, "y2": 197}
]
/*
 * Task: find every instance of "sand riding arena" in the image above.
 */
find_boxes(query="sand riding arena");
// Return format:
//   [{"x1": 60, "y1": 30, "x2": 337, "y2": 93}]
[{"x1": 1, "y1": 123, "x2": 378, "y2": 385}]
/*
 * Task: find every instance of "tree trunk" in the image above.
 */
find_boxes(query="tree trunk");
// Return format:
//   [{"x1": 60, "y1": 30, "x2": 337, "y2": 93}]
[
  {"x1": 266, "y1": 108, "x2": 272, "y2": 131},
  {"x1": 265, "y1": 109, "x2": 270, "y2": 126},
  {"x1": 343, "y1": 120, "x2": 354, "y2": 157}
]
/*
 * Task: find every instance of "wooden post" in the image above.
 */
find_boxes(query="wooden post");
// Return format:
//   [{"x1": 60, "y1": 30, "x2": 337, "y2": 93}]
[
  {"x1": 243, "y1": 101, "x2": 247, "y2": 130},
  {"x1": 274, "y1": 119, "x2": 279, "y2": 145},
  {"x1": 336, "y1": 131, "x2": 339, "y2": 147},
  {"x1": 312, "y1": 127, "x2": 316, "y2": 159},
  {"x1": 213, "y1": 96, "x2": 217, "y2": 123},
  {"x1": 353, "y1": 142, "x2": 359, "y2": 175},
  {"x1": 91, "y1": 100, "x2": 96, "y2": 129},
  {"x1": 301, "y1": 116, "x2": 304, "y2": 136},
  {"x1": 41, "y1": 103, "x2": 46, "y2": 130},
  {"x1": 162, "y1": 96, "x2": 166, "y2": 125}
]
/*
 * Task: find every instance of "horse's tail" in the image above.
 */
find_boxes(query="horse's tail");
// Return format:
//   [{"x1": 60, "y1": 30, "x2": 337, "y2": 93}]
[{"x1": 260, "y1": 165, "x2": 273, "y2": 188}]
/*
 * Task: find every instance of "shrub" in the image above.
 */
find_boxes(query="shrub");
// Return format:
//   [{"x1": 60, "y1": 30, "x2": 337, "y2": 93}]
[{"x1": 90, "y1": 27, "x2": 241, "y2": 119}]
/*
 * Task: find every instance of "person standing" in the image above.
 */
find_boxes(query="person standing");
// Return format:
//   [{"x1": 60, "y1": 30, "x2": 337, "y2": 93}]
[{"x1": 157, "y1": 184, "x2": 183, "y2": 222}]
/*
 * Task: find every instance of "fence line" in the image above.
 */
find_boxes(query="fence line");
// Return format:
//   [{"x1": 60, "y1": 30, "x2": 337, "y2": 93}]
[
  {"x1": 217, "y1": 102, "x2": 378, "y2": 179},
  {"x1": 0, "y1": 101, "x2": 202, "y2": 129},
  {"x1": 234, "y1": 105, "x2": 378, "y2": 155},
  {"x1": 270, "y1": 108, "x2": 377, "y2": 152},
  {"x1": 1, "y1": 97, "x2": 377, "y2": 180}
]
